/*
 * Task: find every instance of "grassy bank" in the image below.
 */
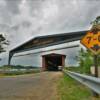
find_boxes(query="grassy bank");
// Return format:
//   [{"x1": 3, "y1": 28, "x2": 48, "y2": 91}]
[
  {"x1": 65, "y1": 67, "x2": 83, "y2": 73},
  {"x1": 65, "y1": 66, "x2": 92, "y2": 75},
  {"x1": 0, "y1": 69, "x2": 40, "y2": 76},
  {"x1": 0, "y1": 65, "x2": 41, "y2": 76},
  {"x1": 57, "y1": 74, "x2": 99, "y2": 100}
]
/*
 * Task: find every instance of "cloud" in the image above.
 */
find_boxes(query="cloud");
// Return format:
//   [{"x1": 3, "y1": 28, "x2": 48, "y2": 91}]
[
  {"x1": 1, "y1": 0, "x2": 100, "y2": 48},
  {"x1": 0, "y1": 0, "x2": 100, "y2": 65},
  {"x1": 4, "y1": 0, "x2": 21, "y2": 14}
]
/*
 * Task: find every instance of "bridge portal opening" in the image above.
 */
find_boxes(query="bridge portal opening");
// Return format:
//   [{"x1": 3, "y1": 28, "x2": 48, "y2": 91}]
[{"x1": 42, "y1": 53, "x2": 66, "y2": 71}]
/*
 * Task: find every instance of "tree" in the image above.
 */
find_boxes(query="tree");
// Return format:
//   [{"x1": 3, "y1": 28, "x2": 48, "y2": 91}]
[
  {"x1": 77, "y1": 48, "x2": 100, "y2": 74},
  {"x1": 0, "y1": 34, "x2": 9, "y2": 53},
  {"x1": 77, "y1": 48, "x2": 93, "y2": 74}
]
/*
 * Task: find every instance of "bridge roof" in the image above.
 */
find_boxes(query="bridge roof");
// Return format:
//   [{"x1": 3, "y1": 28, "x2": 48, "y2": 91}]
[{"x1": 10, "y1": 30, "x2": 88, "y2": 54}]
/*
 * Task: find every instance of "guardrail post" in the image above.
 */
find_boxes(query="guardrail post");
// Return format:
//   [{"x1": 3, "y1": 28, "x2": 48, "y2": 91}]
[{"x1": 93, "y1": 55, "x2": 99, "y2": 97}]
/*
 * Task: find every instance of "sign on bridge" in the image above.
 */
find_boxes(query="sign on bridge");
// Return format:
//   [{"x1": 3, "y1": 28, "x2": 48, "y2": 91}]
[{"x1": 80, "y1": 31, "x2": 100, "y2": 55}]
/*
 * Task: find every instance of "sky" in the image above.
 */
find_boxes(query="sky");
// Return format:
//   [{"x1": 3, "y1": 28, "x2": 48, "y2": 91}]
[{"x1": 0, "y1": 0, "x2": 100, "y2": 66}]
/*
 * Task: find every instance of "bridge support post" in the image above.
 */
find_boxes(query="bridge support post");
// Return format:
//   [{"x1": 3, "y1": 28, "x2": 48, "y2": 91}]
[{"x1": 8, "y1": 52, "x2": 13, "y2": 65}]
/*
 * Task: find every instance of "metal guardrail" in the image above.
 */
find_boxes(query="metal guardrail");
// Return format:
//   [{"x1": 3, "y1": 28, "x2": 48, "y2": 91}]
[{"x1": 63, "y1": 70, "x2": 100, "y2": 94}]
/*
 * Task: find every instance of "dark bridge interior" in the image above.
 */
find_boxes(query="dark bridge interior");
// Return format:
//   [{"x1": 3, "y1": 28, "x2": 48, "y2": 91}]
[
  {"x1": 42, "y1": 53, "x2": 66, "y2": 71},
  {"x1": 45, "y1": 56, "x2": 62, "y2": 71}
]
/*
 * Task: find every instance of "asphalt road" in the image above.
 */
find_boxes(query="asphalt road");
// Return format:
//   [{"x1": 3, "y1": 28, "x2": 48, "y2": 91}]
[{"x1": 0, "y1": 72, "x2": 62, "y2": 100}]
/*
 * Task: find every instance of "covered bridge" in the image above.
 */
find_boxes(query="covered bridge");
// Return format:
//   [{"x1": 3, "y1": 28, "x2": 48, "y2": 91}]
[{"x1": 9, "y1": 30, "x2": 88, "y2": 71}]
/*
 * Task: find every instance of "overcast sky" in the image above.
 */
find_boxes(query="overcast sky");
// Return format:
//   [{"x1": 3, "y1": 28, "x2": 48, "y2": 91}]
[{"x1": 0, "y1": 0, "x2": 100, "y2": 66}]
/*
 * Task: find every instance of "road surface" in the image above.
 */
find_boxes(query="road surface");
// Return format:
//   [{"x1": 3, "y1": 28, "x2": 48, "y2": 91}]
[{"x1": 0, "y1": 72, "x2": 62, "y2": 100}]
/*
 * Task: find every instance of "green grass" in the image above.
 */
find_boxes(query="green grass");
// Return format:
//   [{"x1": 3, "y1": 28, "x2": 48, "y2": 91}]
[
  {"x1": 0, "y1": 69, "x2": 40, "y2": 76},
  {"x1": 65, "y1": 67, "x2": 83, "y2": 73},
  {"x1": 57, "y1": 74, "x2": 100, "y2": 100},
  {"x1": 0, "y1": 65, "x2": 41, "y2": 76},
  {"x1": 65, "y1": 67, "x2": 91, "y2": 75}
]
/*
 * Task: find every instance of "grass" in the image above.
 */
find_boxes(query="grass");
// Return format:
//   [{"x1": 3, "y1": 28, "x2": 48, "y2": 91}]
[
  {"x1": 57, "y1": 73, "x2": 100, "y2": 100},
  {"x1": 0, "y1": 65, "x2": 41, "y2": 76},
  {"x1": 0, "y1": 69, "x2": 40, "y2": 77},
  {"x1": 65, "y1": 67, "x2": 91, "y2": 75},
  {"x1": 65, "y1": 67, "x2": 83, "y2": 73}
]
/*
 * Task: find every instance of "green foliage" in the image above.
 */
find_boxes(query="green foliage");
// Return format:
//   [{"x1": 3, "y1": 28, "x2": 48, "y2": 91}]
[
  {"x1": 0, "y1": 34, "x2": 9, "y2": 53},
  {"x1": 0, "y1": 65, "x2": 40, "y2": 69},
  {"x1": 65, "y1": 67, "x2": 83, "y2": 73},
  {"x1": 65, "y1": 48, "x2": 97, "y2": 74},
  {"x1": 97, "y1": 56, "x2": 100, "y2": 66},
  {"x1": 91, "y1": 16, "x2": 100, "y2": 25},
  {"x1": 0, "y1": 70, "x2": 40, "y2": 76},
  {"x1": 77, "y1": 48, "x2": 94, "y2": 74}
]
